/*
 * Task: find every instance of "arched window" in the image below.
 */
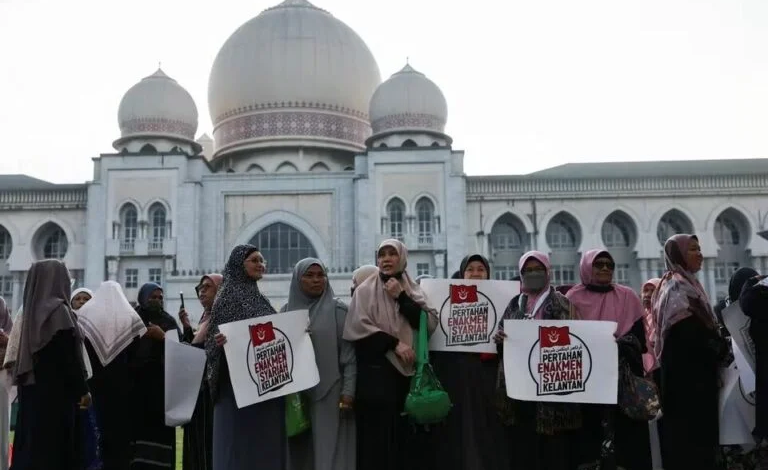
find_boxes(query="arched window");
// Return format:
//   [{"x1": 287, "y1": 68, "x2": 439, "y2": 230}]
[
  {"x1": 546, "y1": 212, "x2": 580, "y2": 249},
  {"x1": 140, "y1": 144, "x2": 157, "y2": 154},
  {"x1": 276, "y1": 161, "x2": 299, "y2": 173},
  {"x1": 415, "y1": 198, "x2": 435, "y2": 242},
  {"x1": 149, "y1": 203, "x2": 167, "y2": 250},
  {"x1": 40, "y1": 224, "x2": 68, "y2": 259},
  {"x1": 656, "y1": 209, "x2": 693, "y2": 245},
  {"x1": 387, "y1": 199, "x2": 406, "y2": 239},
  {"x1": 431, "y1": 142, "x2": 440, "y2": 147},
  {"x1": 378, "y1": 143, "x2": 388, "y2": 148},
  {"x1": 246, "y1": 164, "x2": 265, "y2": 173},
  {"x1": 401, "y1": 139, "x2": 417, "y2": 148},
  {"x1": 601, "y1": 211, "x2": 635, "y2": 248},
  {"x1": 714, "y1": 211, "x2": 744, "y2": 246},
  {"x1": 309, "y1": 162, "x2": 330, "y2": 172},
  {"x1": 121, "y1": 204, "x2": 138, "y2": 241},
  {"x1": 248, "y1": 223, "x2": 317, "y2": 274},
  {"x1": 0, "y1": 225, "x2": 11, "y2": 260},
  {"x1": 491, "y1": 214, "x2": 525, "y2": 250}
]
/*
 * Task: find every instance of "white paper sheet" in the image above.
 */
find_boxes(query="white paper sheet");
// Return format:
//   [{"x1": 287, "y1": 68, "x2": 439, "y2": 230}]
[
  {"x1": 503, "y1": 320, "x2": 618, "y2": 404},
  {"x1": 219, "y1": 310, "x2": 320, "y2": 409},
  {"x1": 164, "y1": 337, "x2": 207, "y2": 426},
  {"x1": 719, "y1": 366, "x2": 755, "y2": 445}
]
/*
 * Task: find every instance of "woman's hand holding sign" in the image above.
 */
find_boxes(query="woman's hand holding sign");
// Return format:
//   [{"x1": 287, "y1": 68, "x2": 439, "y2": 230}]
[
  {"x1": 493, "y1": 330, "x2": 507, "y2": 344},
  {"x1": 215, "y1": 333, "x2": 227, "y2": 347},
  {"x1": 395, "y1": 341, "x2": 415, "y2": 366}
]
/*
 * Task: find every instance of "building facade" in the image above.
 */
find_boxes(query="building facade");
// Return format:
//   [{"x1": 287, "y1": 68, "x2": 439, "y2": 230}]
[{"x1": 2, "y1": 0, "x2": 768, "y2": 318}]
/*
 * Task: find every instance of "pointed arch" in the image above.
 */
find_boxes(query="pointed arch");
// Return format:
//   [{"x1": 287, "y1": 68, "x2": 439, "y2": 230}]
[
  {"x1": 275, "y1": 161, "x2": 299, "y2": 173},
  {"x1": 401, "y1": 139, "x2": 417, "y2": 148},
  {"x1": 140, "y1": 144, "x2": 157, "y2": 154},
  {"x1": 246, "y1": 163, "x2": 266, "y2": 173},
  {"x1": 655, "y1": 208, "x2": 694, "y2": 245},
  {"x1": 234, "y1": 210, "x2": 328, "y2": 264},
  {"x1": 385, "y1": 197, "x2": 407, "y2": 239},
  {"x1": 309, "y1": 162, "x2": 331, "y2": 172},
  {"x1": 545, "y1": 211, "x2": 582, "y2": 250},
  {"x1": 601, "y1": 210, "x2": 638, "y2": 249},
  {"x1": 0, "y1": 223, "x2": 13, "y2": 260}
]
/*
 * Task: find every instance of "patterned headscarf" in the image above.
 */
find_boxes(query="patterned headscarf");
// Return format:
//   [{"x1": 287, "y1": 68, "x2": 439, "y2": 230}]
[
  {"x1": 651, "y1": 234, "x2": 717, "y2": 363},
  {"x1": 206, "y1": 245, "x2": 276, "y2": 397}
]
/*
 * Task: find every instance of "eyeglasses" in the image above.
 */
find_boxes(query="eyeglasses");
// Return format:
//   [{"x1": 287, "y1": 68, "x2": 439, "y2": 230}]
[{"x1": 593, "y1": 261, "x2": 615, "y2": 270}]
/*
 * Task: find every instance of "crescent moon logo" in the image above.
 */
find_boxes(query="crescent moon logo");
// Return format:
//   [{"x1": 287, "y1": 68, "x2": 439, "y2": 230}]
[
  {"x1": 257, "y1": 330, "x2": 266, "y2": 341},
  {"x1": 458, "y1": 289, "x2": 468, "y2": 301},
  {"x1": 548, "y1": 332, "x2": 560, "y2": 344}
]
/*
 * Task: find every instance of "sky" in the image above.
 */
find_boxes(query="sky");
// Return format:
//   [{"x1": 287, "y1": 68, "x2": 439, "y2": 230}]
[{"x1": 1, "y1": 0, "x2": 768, "y2": 184}]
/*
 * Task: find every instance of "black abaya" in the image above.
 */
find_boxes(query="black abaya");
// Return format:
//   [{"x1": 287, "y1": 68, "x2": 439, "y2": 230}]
[
  {"x1": 85, "y1": 337, "x2": 139, "y2": 470},
  {"x1": 658, "y1": 316, "x2": 722, "y2": 470},
  {"x1": 11, "y1": 329, "x2": 89, "y2": 470},
  {"x1": 430, "y1": 352, "x2": 508, "y2": 470},
  {"x1": 130, "y1": 313, "x2": 180, "y2": 469},
  {"x1": 183, "y1": 342, "x2": 212, "y2": 470}
]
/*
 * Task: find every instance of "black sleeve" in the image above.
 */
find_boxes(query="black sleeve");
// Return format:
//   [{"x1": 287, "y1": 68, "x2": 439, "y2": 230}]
[
  {"x1": 36, "y1": 329, "x2": 89, "y2": 399},
  {"x1": 397, "y1": 292, "x2": 422, "y2": 329},
  {"x1": 356, "y1": 331, "x2": 399, "y2": 357},
  {"x1": 181, "y1": 325, "x2": 195, "y2": 344},
  {"x1": 741, "y1": 281, "x2": 768, "y2": 319},
  {"x1": 629, "y1": 318, "x2": 647, "y2": 354}
]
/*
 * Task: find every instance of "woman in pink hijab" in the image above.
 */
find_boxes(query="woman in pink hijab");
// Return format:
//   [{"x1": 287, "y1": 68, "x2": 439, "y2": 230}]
[
  {"x1": 343, "y1": 239, "x2": 437, "y2": 470},
  {"x1": 493, "y1": 251, "x2": 581, "y2": 470},
  {"x1": 566, "y1": 249, "x2": 650, "y2": 470},
  {"x1": 652, "y1": 234, "x2": 728, "y2": 470},
  {"x1": 640, "y1": 278, "x2": 661, "y2": 376}
]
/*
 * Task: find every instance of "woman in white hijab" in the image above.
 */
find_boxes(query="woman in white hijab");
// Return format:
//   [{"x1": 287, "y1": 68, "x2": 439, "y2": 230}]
[
  {"x1": 78, "y1": 281, "x2": 146, "y2": 470},
  {"x1": 70, "y1": 287, "x2": 93, "y2": 312}
]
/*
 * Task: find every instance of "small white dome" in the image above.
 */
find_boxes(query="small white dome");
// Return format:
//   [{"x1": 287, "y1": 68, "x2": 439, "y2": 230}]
[
  {"x1": 207, "y1": 0, "x2": 381, "y2": 158},
  {"x1": 114, "y1": 69, "x2": 199, "y2": 149},
  {"x1": 369, "y1": 63, "x2": 448, "y2": 138}
]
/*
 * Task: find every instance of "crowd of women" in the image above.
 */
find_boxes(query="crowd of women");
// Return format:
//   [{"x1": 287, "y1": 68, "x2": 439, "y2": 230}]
[{"x1": 0, "y1": 233, "x2": 767, "y2": 470}]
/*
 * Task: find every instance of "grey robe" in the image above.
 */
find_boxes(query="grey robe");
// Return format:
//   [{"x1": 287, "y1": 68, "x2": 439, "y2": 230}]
[{"x1": 282, "y1": 258, "x2": 357, "y2": 470}]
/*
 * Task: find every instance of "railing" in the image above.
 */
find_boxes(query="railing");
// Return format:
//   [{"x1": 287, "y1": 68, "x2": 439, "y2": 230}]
[
  {"x1": 0, "y1": 188, "x2": 88, "y2": 208},
  {"x1": 465, "y1": 174, "x2": 768, "y2": 198},
  {"x1": 149, "y1": 240, "x2": 164, "y2": 253},
  {"x1": 119, "y1": 240, "x2": 135, "y2": 254}
]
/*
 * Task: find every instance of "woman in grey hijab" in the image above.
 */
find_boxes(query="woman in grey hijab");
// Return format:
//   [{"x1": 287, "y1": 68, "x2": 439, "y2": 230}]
[
  {"x1": 283, "y1": 258, "x2": 356, "y2": 470},
  {"x1": 11, "y1": 259, "x2": 90, "y2": 470}
]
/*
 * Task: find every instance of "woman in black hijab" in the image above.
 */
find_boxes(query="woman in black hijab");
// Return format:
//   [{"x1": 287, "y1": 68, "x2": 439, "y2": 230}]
[
  {"x1": 130, "y1": 282, "x2": 181, "y2": 470},
  {"x1": 205, "y1": 245, "x2": 285, "y2": 470},
  {"x1": 714, "y1": 267, "x2": 758, "y2": 336},
  {"x1": 11, "y1": 259, "x2": 90, "y2": 470},
  {"x1": 432, "y1": 254, "x2": 509, "y2": 470}
]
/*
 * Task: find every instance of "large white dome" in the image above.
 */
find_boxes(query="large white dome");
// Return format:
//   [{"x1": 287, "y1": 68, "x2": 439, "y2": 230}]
[
  {"x1": 208, "y1": 0, "x2": 382, "y2": 158},
  {"x1": 114, "y1": 69, "x2": 199, "y2": 149},
  {"x1": 369, "y1": 63, "x2": 448, "y2": 138}
]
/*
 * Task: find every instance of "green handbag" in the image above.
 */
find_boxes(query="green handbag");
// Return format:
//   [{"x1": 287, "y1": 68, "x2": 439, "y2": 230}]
[
  {"x1": 403, "y1": 311, "x2": 452, "y2": 425},
  {"x1": 285, "y1": 392, "x2": 311, "y2": 437}
]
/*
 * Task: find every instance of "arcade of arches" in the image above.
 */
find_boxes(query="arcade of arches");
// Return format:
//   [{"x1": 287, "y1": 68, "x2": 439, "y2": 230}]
[{"x1": 487, "y1": 207, "x2": 757, "y2": 299}]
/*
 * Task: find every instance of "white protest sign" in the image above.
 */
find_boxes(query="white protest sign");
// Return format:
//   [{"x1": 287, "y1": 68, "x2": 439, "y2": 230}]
[
  {"x1": 164, "y1": 337, "x2": 207, "y2": 426},
  {"x1": 732, "y1": 340, "x2": 755, "y2": 394},
  {"x1": 219, "y1": 309, "x2": 320, "y2": 409},
  {"x1": 719, "y1": 366, "x2": 755, "y2": 446},
  {"x1": 503, "y1": 320, "x2": 618, "y2": 404},
  {"x1": 722, "y1": 302, "x2": 755, "y2": 374},
  {"x1": 420, "y1": 279, "x2": 519, "y2": 353}
]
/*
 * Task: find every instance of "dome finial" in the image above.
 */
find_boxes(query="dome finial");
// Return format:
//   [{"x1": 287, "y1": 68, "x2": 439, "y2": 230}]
[{"x1": 406, "y1": 56, "x2": 409, "y2": 65}]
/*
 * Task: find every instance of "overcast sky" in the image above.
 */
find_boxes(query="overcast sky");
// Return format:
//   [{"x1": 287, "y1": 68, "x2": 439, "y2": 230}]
[{"x1": 1, "y1": 0, "x2": 767, "y2": 184}]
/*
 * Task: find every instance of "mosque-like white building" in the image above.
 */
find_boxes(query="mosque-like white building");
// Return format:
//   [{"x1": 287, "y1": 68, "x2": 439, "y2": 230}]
[{"x1": 1, "y1": 0, "x2": 767, "y2": 317}]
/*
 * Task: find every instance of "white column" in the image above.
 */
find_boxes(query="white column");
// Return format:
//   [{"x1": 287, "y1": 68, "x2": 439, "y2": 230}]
[{"x1": 639, "y1": 258, "x2": 650, "y2": 284}]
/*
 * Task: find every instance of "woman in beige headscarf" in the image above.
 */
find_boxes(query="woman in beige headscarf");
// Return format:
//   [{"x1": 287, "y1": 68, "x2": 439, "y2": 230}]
[{"x1": 343, "y1": 239, "x2": 437, "y2": 470}]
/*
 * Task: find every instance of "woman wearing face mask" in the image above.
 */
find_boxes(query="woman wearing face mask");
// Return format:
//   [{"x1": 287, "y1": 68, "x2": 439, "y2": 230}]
[
  {"x1": 431, "y1": 254, "x2": 508, "y2": 470},
  {"x1": 493, "y1": 251, "x2": 581, "y2": 470},
  {"x1": 343, "y1": 239, "x2": 438, "y2": 470},
  {"x1": 640, "y1": 278, "x2": 661, "y2": 375},
  {"x1": 566, "y1": 249, "x2": 649, "y2": 470},
  {"x1": 131, "y1": 282, "x2": 182, "y2": 470},
  {"x1": 653, "y1": 235, "x2": 729, "y2": 470},
  {"x1": 283, "y1": 258, "x2": 356, "y2": 470}
]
